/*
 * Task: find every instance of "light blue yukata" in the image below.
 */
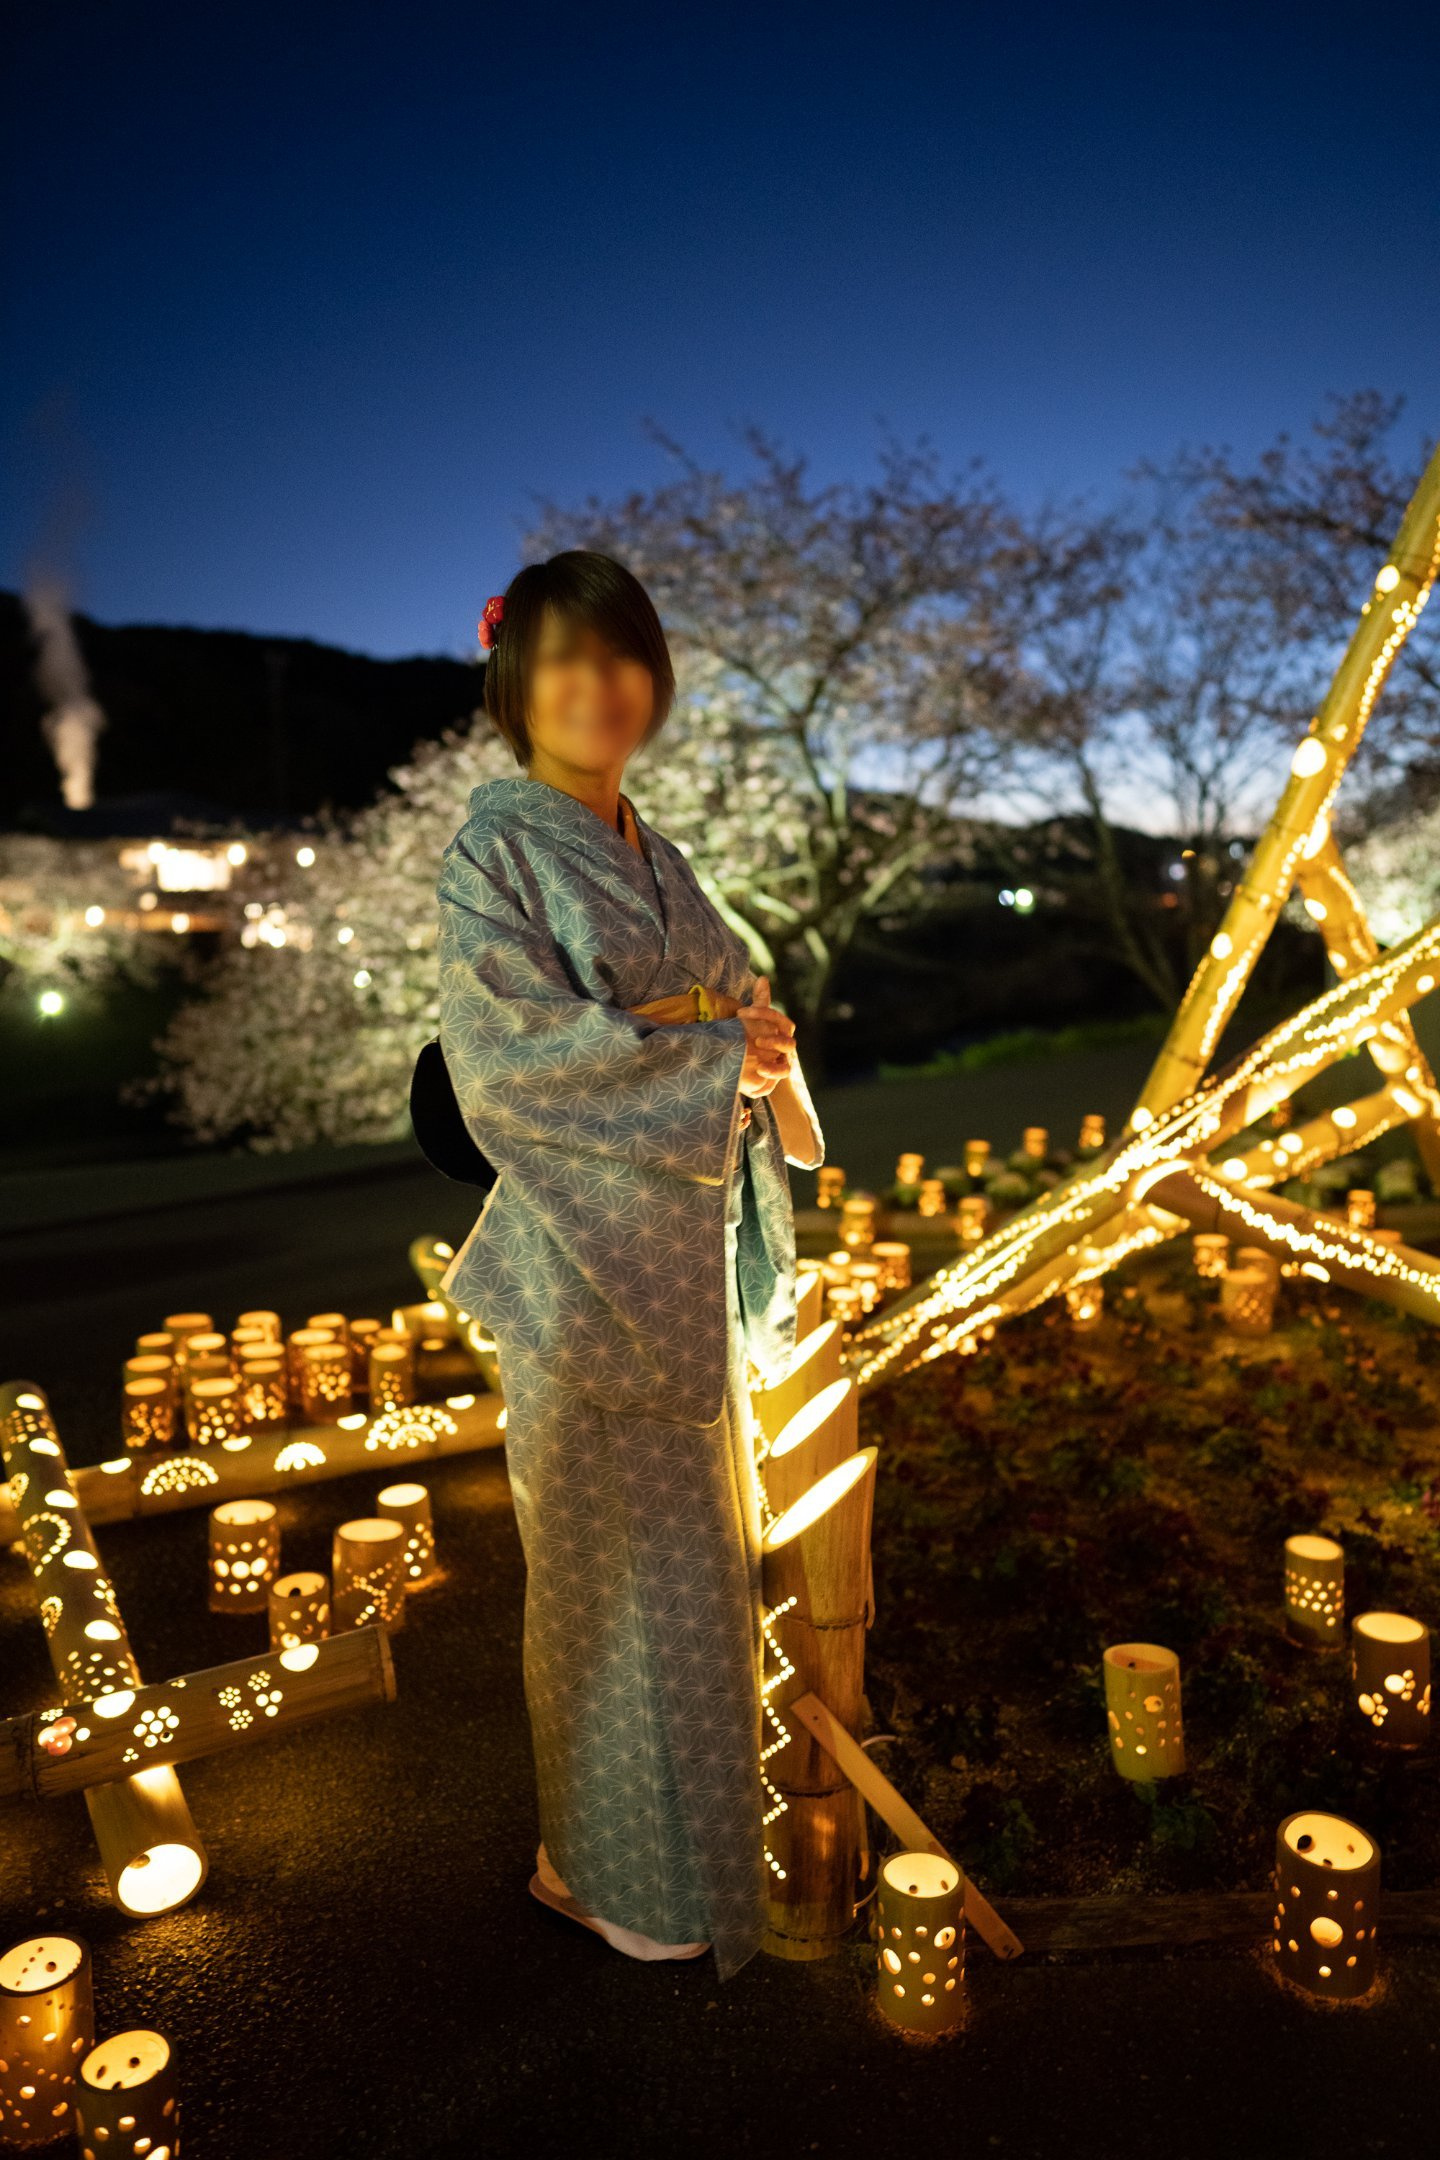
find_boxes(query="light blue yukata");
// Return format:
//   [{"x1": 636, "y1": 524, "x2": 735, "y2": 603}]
[{"x1": 434, "y1": 775, "x2": 823, "y2": 1981}]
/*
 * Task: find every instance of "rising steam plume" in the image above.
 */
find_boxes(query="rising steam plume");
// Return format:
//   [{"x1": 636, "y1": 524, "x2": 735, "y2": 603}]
[{"x1": 24, "y1": 577, "x2": 107, "y2": 810}]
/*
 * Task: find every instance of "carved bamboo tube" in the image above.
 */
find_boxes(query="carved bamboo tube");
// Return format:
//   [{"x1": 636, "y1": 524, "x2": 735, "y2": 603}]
[
  {"x1": 761, "y1": 1379, "x2": 858, "y2": 1519},
  {"x1": 0, "y1": 1626, "x2": 394, "y2": 1802},
  {"x1": 751, "y1": 1322, "x2": 843, "y2": 1450}
]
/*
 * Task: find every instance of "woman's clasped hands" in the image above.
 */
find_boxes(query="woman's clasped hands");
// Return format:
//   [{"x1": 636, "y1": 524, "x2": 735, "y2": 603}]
[{"x1": 737, "y1": 977, "x2": 796, "y2": 1099}]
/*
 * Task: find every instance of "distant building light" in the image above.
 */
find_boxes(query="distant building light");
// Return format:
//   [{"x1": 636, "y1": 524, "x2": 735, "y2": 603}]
[
  {"x1": 1168, "y1": 863, "x2": 1186, "y2": 880},
  {"x1": 139, "y1": 892, "x2": 158, "y2": 911},
  {"x1": 296, "y1": 846, "x2": 316, "y2": 867},
  {"x1": 171, "y1": 912, "x2": 190, "y2": 933},
  {"x1": 37, "y1": 988, "x2": 65, "y2": 1017},
  {"x1": 84, "y1": 905, "x2": 105, "y2": 927},
  {"x1": 999, "y1": 889, "x2": 1014, "y2": 907},
  {"x1": 353, "y1": 969, "x2": 372, "y2": 988},
  {"x1": 1013, "y1": 887, "x2": 1035, "y2": 912},
  {"x1": 337, "y1": 925, "x2": 355, "y2": 944},
  {"x1": 226, "y1": 841, "x2": 248, "y2": 865}
]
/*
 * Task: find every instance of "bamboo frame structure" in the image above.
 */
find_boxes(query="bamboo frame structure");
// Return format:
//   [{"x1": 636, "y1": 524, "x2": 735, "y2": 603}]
[
  {"x1": 0, "y1": 1627, "x2": 394, "y2": 1803},
  {"x1": 0, "y1": 1383, "x2": 208, "y2": 1917}
]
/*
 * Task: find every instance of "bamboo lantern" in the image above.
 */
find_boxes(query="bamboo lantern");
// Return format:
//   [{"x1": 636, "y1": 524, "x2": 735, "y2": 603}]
[
  {"x1": 1192, "y1": 1232, "x2": 1229, "y2": 1280},
  {"x1": 122, "y1": 1353, "x2": 174, "y2": 1389},
  {"x1": 1078, "y1": 1113, "x2": 1106, "y2": 1152},
  {"x1": 1284, "y1": 1534, "x2": 1345, "y2": 1649},
  {"x1": 208, "y1": 1498, "x2": 281, "y2": 1613},
  {"x1": 1104, "y1": 1642, "x2": 1184, "y2": 1780},
  {"x1": 1352, "y1": 1611, "x2": 1431, "y2": 1747},
  {"x1": 1065, "y1": 1281, "x2": 1104, "y2": 1330},
  {"x1": 958, "y1": 1195, "x2": 989, "y2": 1245},
  {"x1": 848, "y1": 1262, "x2": 882, "y2": 1314},
  {"x1": 348, "y1": 1317, "x2": 383, "y2": 1391},
  {"x1": 308, "y1": 1309, "x2": 349, "y2": 1340},
  {"x1": 963, "y1": 1139, "x2": 989, "y2": 1178},
  {"x1": 916, "y1": 1179, "x2": 948, "y2": 1219},
  {"x1": 237, "y1": 1355, "x2": 288, "y2": 1426},
  {"x1": 1273, "y1": 1811, "x2": 1380, "y2": 2001},
  {"x1": 760, "y1": 1447, "x2": 878, "y2": 1958},
  {"x1": 840, "y1": 1195, "x2": 877, "y2": 1252},
  {"x1": 332, "y1": 1517, "x2": 407, "y2": 1632},
  {"x1": 1236, "y1": 1244, "x2": 1281, "y2": 1284},
  {"x1": 1220, "y1": 1263, "x2": 1276, "y2": 1337},
  {"x1": 752, "y1": 1321, "x2": 843, "y2": 1450},
  {"x1": 1022, "y1": 1125, "x2": 1048, "y2": 1161},
  {"x1": 236, "y1": 1308, "x2": 281, "y2": 1337},
  {"x1": 872, "y1": 1242, "x2": 911, "y2": 1293},
  {"x1": 794, "y1": 1267, "x2": 825, "y2": 1341},
  {"x1": 823, "y1": 1249, "x2": 852, "y2": 1283},
  {"x1": 0, "y1": 1384, "x2": 208, "y2": 1917},
  {"x1": 369, "y1": 1335, "x2": 417, "y2": 1411},
  {"x1": 1346, "y1": 1188, "x2": 1377, "y2": 1230},
  {"x1": 762, "y1": 1379, "x2": 859, "y2": 1518},
  {"x1": 231, "y1": 1324, "x2": 271, "y2": 1353},
  {"x1": 1372, "y1": 1226, "x2": 1403, "y2": 1248},
  {"x1": 377, "y1": 1480, "x2": 440, "y2": 1590},
  {"x1": 75, "y1": 2029, "x2": 179, "y2": 2160},
  {"x1": 134, "y1": 1332, "x2": 175, "y2": 1358},
  {"x1": 0, "y1": 1629, "x2": 392, "y2": 1801},
  {"x1": 0, "y1": 1933, "x2": 94, "y2": 2149},
  {"x1": 875, "y1": 1851, "x2": 964, "y2": 2033},
  {"x1": 298, "y1": 1341, "x2": 353, "y2": 1423},
  {"x1": 286, "y1": 1326, "x2": 338, "y2": 1393},
  {"x1": 185, "y1": 1373, "x2": 245, "y2": 1448},
  {"x1": 177, "y1": 1330, "x2": 228, "y2": 1373},
  {"x1": 816, "y1": 1166, "x2": 845, "y2": 1208},
  {"x1": 122, "y1": 1379, "x2": 175, "y2": 1453},
  {"x1": 895, "y1": 1151, "x2": 924, "y2": 1187},
  {"x1": 161, "y1": 1311, "x2": 211, "y2": 1342},
  {"x1": 826, "y1": 1284, "x2": 864, "y2": 1329},
  {"x1": 269, "y1": 1570, "x2": 331, "y2": 1650}
]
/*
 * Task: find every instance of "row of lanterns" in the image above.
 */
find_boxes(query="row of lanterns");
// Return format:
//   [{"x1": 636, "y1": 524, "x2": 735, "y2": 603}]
[
  {"x1": 0, "y1": 1932, "x2": 178, "y2": 2156},
  {"x1": 210, "y1": 1477, "x2": 439, "y2": 1641}
]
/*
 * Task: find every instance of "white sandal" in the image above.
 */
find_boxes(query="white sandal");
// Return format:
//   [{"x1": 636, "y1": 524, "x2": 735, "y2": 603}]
[{"x1": 530, "y1": 1843, "x2": 710, "y2": 1962}]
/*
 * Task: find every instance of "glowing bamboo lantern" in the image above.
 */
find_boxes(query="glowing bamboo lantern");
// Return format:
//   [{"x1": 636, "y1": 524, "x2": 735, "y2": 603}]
[
  {"x1": 762, "y1": 1379, "x2": 859, "y2": 1518},
  {"x1": 1352, "y1": 1611, "x2": 1431, "y2": 1747},
  {"x1": 752, "y1": 1321, "x2": 843, "y2": 1449},
  {"x1": 1078, "y1": 1113, "x2": 1106, "y2": 1152},
  {"x1": 185, "y1": 1373, "x2": 245, "y2": 1448},
  {"x1": 1346, "y1": 1188, "x2": 1377, "y2": 1230},
  {"x1": 122, "y1": 1379, "x2": 175, "y2": 1453},
  {"x1": 268, "y1": 1570, "x2": 331, "y2": 1650},
  {"x1": 1273, "y1": 1811, "x2": 1379, "y2": 2000},
  {"x1": 1065, "y1": 1281, "x2": 1104, "y2": 1330},
  {"x1": 1236, "y1": 1244, "x2": 1281, "y2": 1284},
  {"x1": 875, "y1": 1851, "x2": 964, "y2": 2033},
  {"x1": 1372, "y1": 1226, "x2": 1403, "y2": 1248},
  {"x1": 0, "y1": 1628, "x2": 392, "y2": 1801},
  {"x1": 1104, "y1": 1642, "x2": 1184, "y2": 1780},
  {"x1": 871, "y1": 1242, "x2": 911, "y2": 1293},
  {"x1": 308, "y1": 1309, "x2": 350, "y2": 1340},
  {"x1": 964, "y1": 1139, "x2": 989, "y2": 1177},
  {"x1": 377, "y1": 1480, "x2": 440, "y2": 1589},
  {"x1": 237, "y1": 1355, "x2": 287, "y2": 1426},
  {"x1": 75, "y1": 2029, "x2": 179, "y2": 2160},
  {"x1": 822, "y1": 1249, "x2": 852, "y2": 1283},
  {"x1": 816, "y1": 1166, "x2": 845, "y2": 1208},
  {"x1": 208, "y1": 1498, "x2": 281, "y2": 1613},
  {"x1": 161, "y1": 1311, "x2": 211, "y2": 1342},
  {"x1": 840, "y1": 1195, "x2": 877, "y2": 1252},
  {"x1": 794, "y1": 1267, "x2": 825, "y2": 1341},
  {"x1": 761, "y1": 1447, "x2": 878, "y2": 1958},
  {"x1": 123, "y1": 1353, "x2": 175, "y2": 1388},
  {"x1": 332, "y1": 1517, "x2": 407, "y2": 1632},
  {"x1": 958, "y1": 1195, "x2": 989, "y2": 1245},
  {"x1": 134, "y1": 1332, "x2": 175, "y2": 1358},
  {"x1": 848, "y1": 1262, "x2": 882, "y2": 1313},
  {"x1": 826, "y1": 1284, "x2": 864, "y2": 1329},
  {"x1": 1192, "y1": 1232, "x2": 1229, "y2": 1279},
  {"x1": 348, "y1": 1316, "x2": 383, "y2": 1391},
  {"x1": 1284, "y1": 1534, "x2": 1344, "y2": 1649},
  {"x1": 286, "y1": 1325, "x2": 338, "y2": 1393},
  {"x1": 0, "y1": 1932, "x2": 93, "y2": 2149},
  {"x1": 0, "y1": 1384, "x2": 208, "y2": 1917},
  {"x1": 369, "y1": 1335, "x2": 417, "y2": 1410},
  {"x1": 230, "y1": 1324, "x2": 273, "y2": 1356},
  {"x1": 895, "y1": 1152, "x2": 924, "y2": 1187},
  {"x1": 236, "y1": 1308, "x2": 281, "y2": 1337},
  {"x1": 1219, "y1": 1262, "x2": 1275, "y2": 1337},
  {"x1": 298, "y1": 1341, "x2": 354, "y2": 1423},
  {"x1": 177, "y1": 1330, "x2": 228, "y2": 1374},
  {"x1": 1022, "y1": 1125, "x2": 1048, "y2": 1161},
  {"x1": 917, "y1": 1178, "x2": 948, "y2": 1219}
]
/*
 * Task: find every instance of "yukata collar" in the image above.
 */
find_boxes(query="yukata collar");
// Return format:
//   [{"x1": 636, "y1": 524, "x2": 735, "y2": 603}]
[{"x1": 472, "y1": 773, "x2": 666, "y2": 919}]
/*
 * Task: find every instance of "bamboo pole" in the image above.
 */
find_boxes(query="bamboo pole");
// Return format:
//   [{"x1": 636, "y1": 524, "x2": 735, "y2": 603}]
[
  {"x1": 1133, "y1": 438, "x2": 1440, "y2": 1121},
  {"x1": 760, "y1": 1378, "x2": 858, "y2": 1519},
  {"x1": 0, "y1": 1383, "x2": 208, "y2": 1918},
  {"x1": 795, "y1": 1265, "x2": 825, "y2": 1341},
  {"x1": 0, "y1": 1627, "x2": 394, "y2": 1803},
  {"x1": 751, "y1": 1322, "x2": 844, "y2": 1454}
]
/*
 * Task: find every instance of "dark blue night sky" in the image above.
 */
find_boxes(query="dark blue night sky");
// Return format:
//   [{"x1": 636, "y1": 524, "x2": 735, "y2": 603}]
[{"x1": 5, "y1": 1, "x2": 1438, "y2": 659}]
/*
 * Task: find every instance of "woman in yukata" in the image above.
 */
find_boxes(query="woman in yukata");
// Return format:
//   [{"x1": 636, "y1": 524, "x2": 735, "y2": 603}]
[{"x1": 434, "y1": 549, "x2": 824, "y2": 1983}]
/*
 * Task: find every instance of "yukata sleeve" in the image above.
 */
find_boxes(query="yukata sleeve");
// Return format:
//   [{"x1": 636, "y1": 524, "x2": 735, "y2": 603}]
[{"x1": 436, "y1": 827, "x2": 747, "y2": 1184}]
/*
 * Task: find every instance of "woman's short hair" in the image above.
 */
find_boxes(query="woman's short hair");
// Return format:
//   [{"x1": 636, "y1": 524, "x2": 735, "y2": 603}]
[{"x1": 481, "y1": 549, "x2": 676, "y2": 764}]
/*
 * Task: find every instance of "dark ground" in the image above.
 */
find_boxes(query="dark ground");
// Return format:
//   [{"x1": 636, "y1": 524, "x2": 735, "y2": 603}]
[{"x1": 4, "y1": 1142, "x2": 1440, "y2": 2157}]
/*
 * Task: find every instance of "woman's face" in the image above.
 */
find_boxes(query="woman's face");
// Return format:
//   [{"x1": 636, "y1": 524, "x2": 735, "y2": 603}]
[{"x1": 526, "y1": 608, "x2": 655, "y2": 776}]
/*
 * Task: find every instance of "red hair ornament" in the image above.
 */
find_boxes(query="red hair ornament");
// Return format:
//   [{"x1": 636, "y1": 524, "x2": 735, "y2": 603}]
[{"x1": 478, "y1": 594, "x2": 505, "y2": 651}]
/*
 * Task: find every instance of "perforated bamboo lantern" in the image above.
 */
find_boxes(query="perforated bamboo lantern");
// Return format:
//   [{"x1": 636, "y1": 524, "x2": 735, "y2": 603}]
[
  {"x1": 760, "y1": 1447, "x2": 878, "y2": 1959},
  {"x1": 236, "y1": 1308, "x2": 281, "y2": 1337},
  {"x1": 1192, "y1": 1231, "x2": 1229, "y2": 1279},
  {"x1": 1346, "y1": 1188, "x2": 1377, "y2": 1230},
  {"x1": 368, "y1": 1336, "x2": 417, "y2": 1411},
  {"x1": 161, "y1": 1311, "x2": 211, "y2": 1344},
  {"x1": 1236, "y1": 1244, "x2": 1281, "y2": 1284},
  {"x1": 917, "y1": 1178, "x2": 947, "y2": 1219},
  {"x1": 1022, "y1": 1125, "x2": 1048, "y2": 1161},
  {"x1": 332, "y1": 1517, "x2": 407, "y2": 1632},
  {"x1": 122, "y1": 1353, "x2": 174, "y2": 1390},
  {"x1": 875, "y1": 1852, "x2": 964, "y2": 2033},
  {"x1": 895, "y1": 1152, "x2": 924, "y2": 1187},
  {"x1": 0, "y1": 1933, "x2": 93, "y2": 2149},
  {"x1": 762, "y1": 1379, "x2": 860, "y2": 1518},
  {"x1": 871, "y1": 1242, "x2": 912, "y2": 1293},
  {"x1": 964, "y1": 1139, "x2": 989, "y2": 1177},
  {"x1": 848, "y1": 1262, "x2": 882, "y2": 1314},
  {"x1": 348, "y1": 1316, "x2": 383, "y2": 1391},
  {"x1": 816, "y1": 1165, "x2": 845, "y2": 1208},
  {"x1": 308, "y1": 1310, "x2": 349, "y2": 1341},
  {"x1": 1078, "y1": 1112, "x2": 1106, "y2": 1152},
  {"x1": 298, "y1": 1341, "x2": 353, "y2": 1423},
  {"x1": 826, "y1": 1283, "x2": 864, "y2": 1329},
  {"x1": 1065, "y1": 1280, "x2": 1104, "y2": 1331},
  {"x1": 751, "y1": 1322, "x2": 844, "y2": 1450},
  {"x1": 794, "y1": 1266, "x2": 825, "y2": 1341},
  {"x1": 75, "y1": 2029, "x2": 179, "y2": 2160},
  {"x1": 1273, "y1": 1812, "x2": 1380, "y2": 2000},
  {"x1": 1352, "y1": 1611, "x2": 1431, "y2": 1747},
  {"x1": 840, "y1": 1194, "x2": 877, "y2": 1252},
  {"x1": 958, "y1": 1195, "x2": 989, "y2": 1245},
  {"x1": 823, "y1": 1249, "x2": 852, "y2": 1283},
  {"x1": 268, "y1": 1570, "x2": 331, "y2": 1650},
  {"x1": 134, "y1": 1332, "x2": 175, "y2": 1358},
  {"x1": 1284, "y1": 1534, "x2": 1345, "y2": 1649},
  {"x1": 377, "y1": 1480, "x2": 439, "y2": 1590},
  {"x1": 122, "y1": 1379, "x2": 174, "y2": 1453},
  {"x1": 230, "y1": 1324, "x2": 272, "y2": 1355},
  {"x1": 177, "y1": 1330, "x2": 227, "y2": 1375},
  {"x1": 184, "y1": 1372, "x2": 245, "y2": 1448},
  {"x1": 237, "y1": 1355, "x2": 288, "y2": 1426},
  {"x1": 1104, "y1": 1642, "x2": 1184, "y2": 1780},
  {"x1": 286, "y1": 1325, "x2": 338, "y2": 1393},
  {"x1": 1220, "y1": 1262, "x2": 1275, "y2": 1337},
  {"x1": 208, "y1": 1498, "x2": 281, "y2": 1613}
]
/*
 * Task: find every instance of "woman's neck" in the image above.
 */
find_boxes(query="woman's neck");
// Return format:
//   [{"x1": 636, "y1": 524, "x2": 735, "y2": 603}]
[{"x1": 525, "y1": 749, "x2": 625, "y2": 833}]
